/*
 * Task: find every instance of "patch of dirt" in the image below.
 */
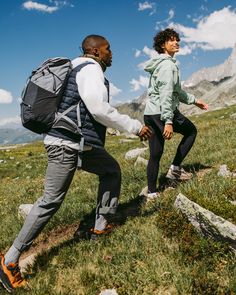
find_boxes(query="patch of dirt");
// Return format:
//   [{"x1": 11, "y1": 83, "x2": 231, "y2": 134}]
[{"x1": 20, "y1": 223, "x2": 78, "y2": 261}]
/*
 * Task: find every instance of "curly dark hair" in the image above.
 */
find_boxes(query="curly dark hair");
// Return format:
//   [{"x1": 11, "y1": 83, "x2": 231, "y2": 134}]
[{"x1": 153, "y1": 28, "x2": 180, "y2": 54}]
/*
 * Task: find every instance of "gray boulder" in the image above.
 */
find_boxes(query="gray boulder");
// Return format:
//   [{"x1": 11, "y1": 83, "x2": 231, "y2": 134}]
[
  {"x1": 18, "y1": 204, "x2": 33, "y2": 219},
  {"x1": 125, "y1": 147, "x2": 148, "y2": 160},
  {"x1": 174, "y1": 193, "x2": 236, "y2": 250}
]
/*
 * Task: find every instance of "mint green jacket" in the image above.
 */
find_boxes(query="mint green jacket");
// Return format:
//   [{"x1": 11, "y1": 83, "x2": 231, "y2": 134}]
[{"x1": 144, "y1": 54, "x2": 196, "y2": 124}]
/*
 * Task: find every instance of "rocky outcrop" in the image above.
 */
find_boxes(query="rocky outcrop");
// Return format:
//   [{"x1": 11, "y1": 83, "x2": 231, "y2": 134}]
[
  {"x1": 174, "y1": 193, "x2": 236, "y2": 250},
  {"x1": 184, "y1": 43, "x2": 236, "y2": 87}
]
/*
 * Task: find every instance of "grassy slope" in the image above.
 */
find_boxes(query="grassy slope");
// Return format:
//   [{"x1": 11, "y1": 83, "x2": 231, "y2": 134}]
[{"x1": 0, "y1": 105, "x2": 236, "y2": 294}]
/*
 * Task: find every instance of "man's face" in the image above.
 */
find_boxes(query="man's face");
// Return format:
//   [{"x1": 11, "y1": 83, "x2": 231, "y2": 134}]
[{"x1": 97, "y1": 40, "x2": 112, "y2": 67}]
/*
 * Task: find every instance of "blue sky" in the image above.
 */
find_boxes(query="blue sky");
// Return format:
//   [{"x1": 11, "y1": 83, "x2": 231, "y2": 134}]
[{"x1": 0, "y1": 0, "x2": 236, "y2": 127}]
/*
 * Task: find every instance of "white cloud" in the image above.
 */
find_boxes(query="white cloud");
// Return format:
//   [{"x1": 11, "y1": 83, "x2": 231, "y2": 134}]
[
  {"x1": 172, "y1": 7, "x2": 236, "y2": 51},
  {"x1": 134, "y1": 46, "x2": 157, "y2": 59},
  {"x1": 155, "y1": 8, "x2": 175, "y2": 28},
  {"x1": 200, "y1": 5, "x2": 208, "y2": 12},
  {"x1": 142, "y1": 46, "x2": 157, "y2": 58},
  {"x1": 0, "y1": 89, "x2": 13, "y2": 104},
  {"x1": 22, "y1": 1, "x2": 72, "y2": 13},
  {"x1": 134, "y1": 46, "x2": 157, "y2": 70},
  {"x1": 138, "y1": 1, "x2": 156, "y2": 15},
  {"x1": 130, "y1": 75, "x2": 149, "y2": 92},
  {"x1": 0, "y1": 116, "x2": 22, "y2": 128},
  {"x1": 0, "y1": 116, "x2": 21, "y2": 127},
  {"x1": 177, "y1": 44, "x2": 195, "y2": 56},
  {"x1": 23, "y1": 1, "x2": 58, "y2": 13},
  {"x1": 110, "y1": 83, "x2": 122, "y2": 97},
  {"x1": 135, "y1": 49, "x2": 142, "y2": 58},
  {"x1": 167, "y1": 9, "x2": 175, "y2": 22}
]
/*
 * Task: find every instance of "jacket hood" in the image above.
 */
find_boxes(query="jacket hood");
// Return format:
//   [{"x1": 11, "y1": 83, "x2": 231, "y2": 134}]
[{"x1": 144, "y1": 54, "x2": 176, "y2": 74}]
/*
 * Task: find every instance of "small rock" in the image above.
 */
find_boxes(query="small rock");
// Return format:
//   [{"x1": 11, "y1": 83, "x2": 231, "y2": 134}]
[
  {"x1": 230, "y1": 113, "x2": 236, "y2": 120},
  {"x1": 230, "y1": 200, "x2": 236, "y2": 206},
  {"x1": 217, "y1": 164, "x2": 233, "y2": 177},
  {"x1": 124, "y1": 133, "x2": 138, "y2": 139},
  {"x1": 134, "y1": 156, "x2": 148, "y2": 167},
  {"x1": 107, "y1": 128, "x2": 120, "y2": 136},
  {"x1": 119, "y1": 139, "x2": 134, "y2": 144},
  {"x1": 18, "y1": 204, "x2": 34, "y2": 219},
  {"x1": 125, "y1": 147, "x2": 148, "y2": 160},
  {"x1": 99, "y1": 289, "x2": 118, "y2": 295}
]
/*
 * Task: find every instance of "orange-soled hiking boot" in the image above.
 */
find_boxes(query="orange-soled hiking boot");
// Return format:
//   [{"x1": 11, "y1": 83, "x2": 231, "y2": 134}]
[
  {"x1": 90, "y1": 224, "x2": 117, "y2": 240},
  {"x1": 0, "y1": 254, "x2": 27, "y2": 293}
]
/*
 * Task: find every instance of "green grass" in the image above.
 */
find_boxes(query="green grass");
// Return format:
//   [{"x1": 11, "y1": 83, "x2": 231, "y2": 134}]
[{"x1": 0, "y1": 105, "x2": 236, "y2": 294}]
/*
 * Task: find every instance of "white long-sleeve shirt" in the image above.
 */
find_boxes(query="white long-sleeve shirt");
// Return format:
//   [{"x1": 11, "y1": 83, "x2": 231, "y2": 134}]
[{"x1": 44, "y1": 57, "x2": 142, "y2": 149}]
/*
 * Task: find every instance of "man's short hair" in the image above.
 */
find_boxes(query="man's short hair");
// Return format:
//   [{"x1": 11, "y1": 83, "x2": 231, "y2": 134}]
[
  {"x1": 153, "y1": 28, "x2": 180, "y2": 54},
  {"x1": 82, "y1": 35, "x2": 107, "y2": 54}
]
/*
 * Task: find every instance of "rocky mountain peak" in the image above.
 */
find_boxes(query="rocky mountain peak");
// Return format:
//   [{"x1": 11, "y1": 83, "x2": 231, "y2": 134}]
[{"x1": 184, "y1": 44, "x2": 236, "y2": 87}]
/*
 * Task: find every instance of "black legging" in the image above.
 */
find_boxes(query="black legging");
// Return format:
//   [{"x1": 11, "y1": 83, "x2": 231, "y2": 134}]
[{"x1": 144, "y1": 110, "x2": 197, "y2": 193}]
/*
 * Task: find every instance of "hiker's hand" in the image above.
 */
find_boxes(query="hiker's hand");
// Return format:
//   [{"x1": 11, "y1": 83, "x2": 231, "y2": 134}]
[
  {"x1": 138, "y1": 125, "x2": 152, "y2": 141},
  {"x1": 163, "y1": 124, "x2": 173, "y2": 140},
  {"x1": 195, "y1": 99, "x2": 208, "y2": 110}
]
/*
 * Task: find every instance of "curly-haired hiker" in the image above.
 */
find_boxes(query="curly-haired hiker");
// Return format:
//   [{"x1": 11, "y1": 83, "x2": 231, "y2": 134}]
[{"x1": 144, "y1": 28, "x2": 208, "y2": 200}]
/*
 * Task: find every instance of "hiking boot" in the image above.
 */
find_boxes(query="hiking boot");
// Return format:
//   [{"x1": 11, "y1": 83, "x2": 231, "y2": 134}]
[
  {"x1": 90, "y1": 224, "x2": 116, "y2": 241},
  {"x1": 0, "y1": 254, "x2": 27, "y2": 293},
  {"x1": 166, "y1": 167, "x2": 192, "y2": 181}
]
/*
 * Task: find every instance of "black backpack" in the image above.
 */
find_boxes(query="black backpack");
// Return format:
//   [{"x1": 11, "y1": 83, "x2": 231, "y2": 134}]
[{"x1": 20, "y1": 57, "x2": 73, "y2": 134}]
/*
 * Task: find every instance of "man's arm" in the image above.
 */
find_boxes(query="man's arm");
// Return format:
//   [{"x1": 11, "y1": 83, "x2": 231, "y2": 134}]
[{"x1": 76, "y1": 63, "x2": 151, "y2": 138}]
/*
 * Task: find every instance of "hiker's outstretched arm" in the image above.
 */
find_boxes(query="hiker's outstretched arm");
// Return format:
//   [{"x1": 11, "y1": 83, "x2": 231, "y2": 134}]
[{"x1": 76, "y1": 63, "x2": 142, "y2": 134}]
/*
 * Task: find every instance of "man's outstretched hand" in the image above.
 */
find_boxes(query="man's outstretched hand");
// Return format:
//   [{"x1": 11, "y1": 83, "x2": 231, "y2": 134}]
[
  {"x1": 195, "y1": 99, "x2": 208, "y2": 110},
  {"x1": 138, "y1": 125, "x2": 152, "y2": 140}
]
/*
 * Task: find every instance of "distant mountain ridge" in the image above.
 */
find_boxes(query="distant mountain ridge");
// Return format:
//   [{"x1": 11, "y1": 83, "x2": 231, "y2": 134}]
[
  {"x1": 0, "y1": 128, "x2": 42, "y2": 145},
  {"x1": 184, "y1": 44, "x2": 236, "y2": 87}
]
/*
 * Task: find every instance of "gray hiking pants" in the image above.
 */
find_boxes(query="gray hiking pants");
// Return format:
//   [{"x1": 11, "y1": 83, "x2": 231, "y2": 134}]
[{"x1": 13, "y1": 145, "x2": 121, "y2": 252}]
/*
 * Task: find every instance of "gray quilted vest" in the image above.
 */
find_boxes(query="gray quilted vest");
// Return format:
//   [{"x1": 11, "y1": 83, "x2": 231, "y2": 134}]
[{"x1": 48, "y1": 62, "x2": 109, "y2": 149}]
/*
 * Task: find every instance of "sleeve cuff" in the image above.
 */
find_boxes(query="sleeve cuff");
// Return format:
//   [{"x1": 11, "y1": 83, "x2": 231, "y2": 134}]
[{"x1": 165, "y1": 120, "x2": 173, "y2": 125}]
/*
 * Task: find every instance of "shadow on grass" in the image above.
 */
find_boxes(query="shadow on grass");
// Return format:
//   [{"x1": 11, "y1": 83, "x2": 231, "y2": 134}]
[
  {"x1": 28, "y1": 195, "x2": 160, "y2": 277},
  {"x1": 29, "y1": 162, "x2": 211, "y2": 277},
  {"x1": 74, "y1": 193, "x2": 160, "y2": 235}
]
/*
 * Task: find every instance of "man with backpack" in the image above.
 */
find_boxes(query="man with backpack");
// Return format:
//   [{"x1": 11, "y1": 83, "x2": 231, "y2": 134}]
[{"x1": 0, "y1": 34, "x2": 151, "y2": 292}]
